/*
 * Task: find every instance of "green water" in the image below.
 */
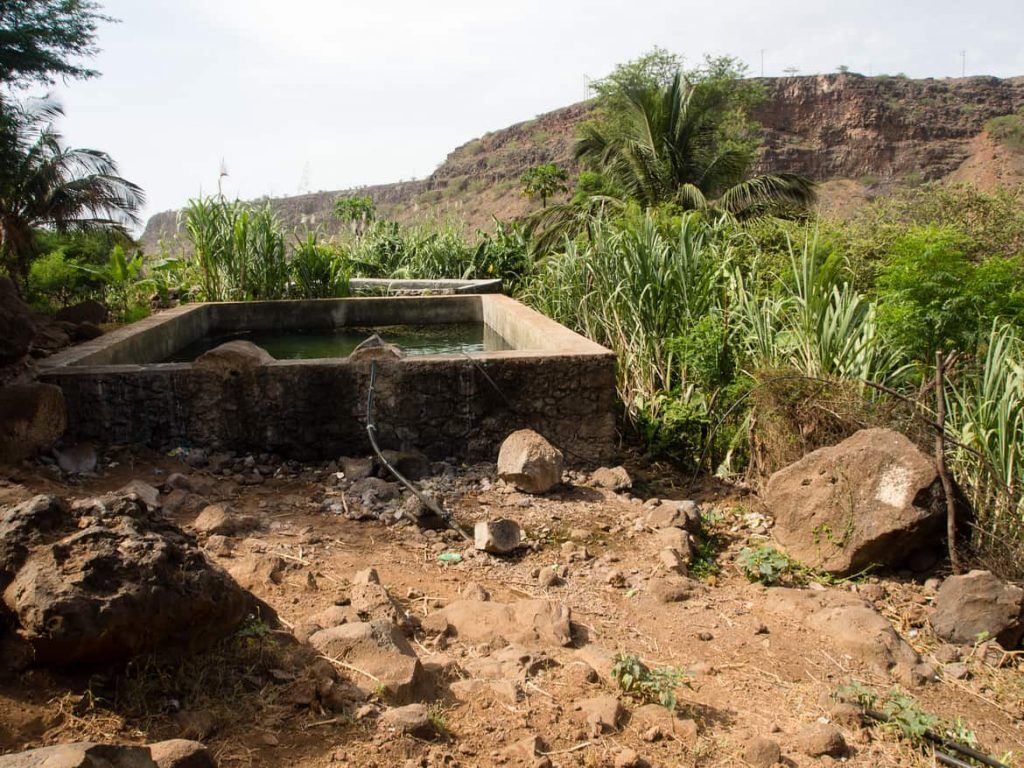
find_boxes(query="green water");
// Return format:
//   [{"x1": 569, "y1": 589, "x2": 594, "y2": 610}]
[{"x1": 164, "y1": 323, "x2": 512, "y2": 362}]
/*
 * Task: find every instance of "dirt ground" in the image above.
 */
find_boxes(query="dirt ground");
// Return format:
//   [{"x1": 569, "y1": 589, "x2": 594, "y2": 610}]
[{"x1": 0, "y1": 447, "x2": 1022, "y2": 768}]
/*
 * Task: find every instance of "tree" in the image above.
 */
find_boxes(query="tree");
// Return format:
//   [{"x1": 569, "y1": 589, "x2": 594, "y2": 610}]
[
  {"x1": 0, "y1": 99, "x2": 144, "y2": 287},
  {"x1": 333, "y1": 195, "x2": 375, "y2": 236},
  {"x1": 520, "y1": 163, "x2": 568, "y2": 208},
  {"x1": 0, "y1": 0, "x2": 111, "y2": 89},
  {"x1": 575, "y1": 71, "x2": 815, "y2": 218}
]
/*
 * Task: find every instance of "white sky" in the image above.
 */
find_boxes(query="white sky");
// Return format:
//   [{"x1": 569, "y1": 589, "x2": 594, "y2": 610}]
[{"x1": 47, "y1": 0, "x2": 1024, "y2": 225}]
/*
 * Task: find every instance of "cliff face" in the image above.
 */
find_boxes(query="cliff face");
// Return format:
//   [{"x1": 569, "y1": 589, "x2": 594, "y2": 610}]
[{"x1": 143, "y1": 74, "x2": 1024, "y2": 246}]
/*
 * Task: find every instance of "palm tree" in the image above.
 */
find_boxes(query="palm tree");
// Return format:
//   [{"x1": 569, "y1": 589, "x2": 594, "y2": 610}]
[
  {"x1": 575, "y1": 72, "x2": 815, "y2": 218},
  {"x1": 0, "y1": 98, "x2": 144, "y2": 289}
]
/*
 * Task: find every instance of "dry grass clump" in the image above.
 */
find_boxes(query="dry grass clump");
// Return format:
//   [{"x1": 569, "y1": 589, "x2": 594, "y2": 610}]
[{"x1": 746, "y1": 369, "x2": 929, "y2": 486}]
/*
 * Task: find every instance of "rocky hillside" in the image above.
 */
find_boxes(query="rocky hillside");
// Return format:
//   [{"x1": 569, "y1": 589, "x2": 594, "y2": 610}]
[{"x1": 143, "y1": 73, "x2": 1024, "y2": 246}]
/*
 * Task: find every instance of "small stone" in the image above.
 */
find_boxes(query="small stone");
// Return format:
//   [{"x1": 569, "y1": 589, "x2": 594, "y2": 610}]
[
  {"x1": 659, "y1": 547, "x2": 685, "y2": 572},
  {"x1": 380, "y1": 703, "x2": 435, "y2": 737},
  {"x1": 338, "y1": 455, "x2": 374, "y2": 481},
  {"x1": 474, "y1": 519, "x2": 523, "y2": 554},
  {"x1": 352, "y1": 567, "x2": 380, "y2": 585},
  {"x1": 591, "y1": 466, "x2": 632, "y2": 491},
  {"x1": 944, "y1": 662, "x2": 970, "y2": 680},
  {"x1": 573, "y1": 695, "x2": 622, "y2": 735},
  {"x1": 538, "y1": 566, "x2": 562, "y2": 588},
  {"x1": 796, "y1": 722, "x2": 846, "y2": 757},
  {"x1": 743, "y1": 736, "x2": 781, "y2": 768},
  {"x1": 117, "y1": 479, "x2": 161, "y2": 509},
  {"x1": 55, "y1": 443, "x2": 98, "y2": 474}
]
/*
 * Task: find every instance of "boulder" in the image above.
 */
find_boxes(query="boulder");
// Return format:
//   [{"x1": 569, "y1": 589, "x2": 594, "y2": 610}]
[
  {"x1": 590, "y1": 466, "x2": 632, "y2": 491},
  {"x1": 0, "y1": 383, "x2": 66, "y2": 464},
  {"x1": 497, "y1": 429, "x2": 563, "y2": 494},
  {"x1": 474, "y1": 519, "x2": 523, "y2": 554},
  {"x1": 931, "y1": 570, "x2": 1024, "y2": 648},
  {"x1": 307, "y1": 620, "x2": 432, "y2": 703},
  {"x1": 0, "y1": 276, "x2": 35, "y2": 367},
  {"x1": 766, "y1": 428, "x2": 945, "y2": 575},
  {"x1": 29, "y1": 314, "x2": 71, "y2": 355},
  {"x1": 0, "y1": 493, "x2": 252, "y2": 665},
  {"x1": 437, "y1": 598, "x2": 572, "y2": 648},
  {"x1": 55, "y1": 299, "x2": 108, "y2": 325},
  {"x1": 0, "y1": 743, "x2": 156, "y2": 768},
  {"x1": 67, "y1": 321, "x2": 104, "y2": 342},
  {"x1": 348, "y1": 334, "x2": 403, "y2": 362},
  {"x1": 194, "y1": 341, "x2": 274, "y2": 375}
]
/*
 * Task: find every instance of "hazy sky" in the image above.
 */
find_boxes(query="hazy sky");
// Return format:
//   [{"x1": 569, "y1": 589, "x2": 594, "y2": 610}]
[{"x1": 46, "y1": 0, "x2": 1024, "y2": 225}]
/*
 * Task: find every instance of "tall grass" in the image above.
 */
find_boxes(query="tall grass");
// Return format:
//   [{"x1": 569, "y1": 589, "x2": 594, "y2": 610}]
[
  {"x1": 947, "y1": 323, "x2": 1024, "y2": 570},
  {"x1": 291, "y1": 232, "x2": 350, "y2": 299},
  {"x1": 181, "y1": 196, "x2": 288, "y2": 301},
  {"x1": 524, "y1": 208, "x2": 1024, "y2": 567}
]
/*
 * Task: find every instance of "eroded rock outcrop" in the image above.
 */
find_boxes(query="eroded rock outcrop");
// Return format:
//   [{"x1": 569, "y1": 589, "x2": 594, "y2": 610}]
[{"x1": 0, "y1": 492, "x2": 253, "y2": 665}]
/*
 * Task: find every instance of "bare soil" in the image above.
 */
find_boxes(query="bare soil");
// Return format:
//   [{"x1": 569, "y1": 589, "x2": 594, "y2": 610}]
[{"x1": 1, "y1": 449, "x2": 1021, "y2": 768}]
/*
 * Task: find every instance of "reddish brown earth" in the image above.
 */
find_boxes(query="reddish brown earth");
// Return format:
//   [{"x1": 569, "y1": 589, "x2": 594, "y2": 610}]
[{"x1": 1, "y1": 449, "x2": 1021, "y2": 768}]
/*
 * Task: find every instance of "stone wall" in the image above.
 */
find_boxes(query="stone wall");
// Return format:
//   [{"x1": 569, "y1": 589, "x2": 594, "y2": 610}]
[{"x1": 42, "y1": 352, "x2": 617, "y2": 463}]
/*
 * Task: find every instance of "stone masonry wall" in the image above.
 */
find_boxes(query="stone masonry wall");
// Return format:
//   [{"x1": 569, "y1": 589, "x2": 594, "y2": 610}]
[{"x1": 42, "y1": 353, "x2": 617, "y2": 464}]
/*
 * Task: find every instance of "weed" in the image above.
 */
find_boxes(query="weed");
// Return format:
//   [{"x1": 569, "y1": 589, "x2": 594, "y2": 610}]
[
  {"x1": 689, "y1": 530, "x2": 727, "y2": 580},
  {"x1": 736, "y1": 545, "x2": 808, "y2": 586},
  {"x1": 427, "y1": 703, "x2": 449, "y2": 734},
  {"x1": 611, "y1": 653, "x2": 692, "y2": 710}
]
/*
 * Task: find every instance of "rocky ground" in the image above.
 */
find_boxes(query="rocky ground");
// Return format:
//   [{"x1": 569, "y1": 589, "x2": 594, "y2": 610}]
[{"x1": 0, "y1": 443, "x2": 1022, "y2": 768}]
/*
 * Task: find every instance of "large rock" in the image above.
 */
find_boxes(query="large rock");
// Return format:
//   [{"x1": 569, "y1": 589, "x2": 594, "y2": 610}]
[
  {"x1": 0, "y1": 383, "x2": 67, "y2": 464},
  {"x1": 932, "y1": 570, "x2": 1024, "y2": 648},
  {"x1": 766, "y1": 428, "x2": 944, "y2": 575},
  {"x1": 437, "y1": 598, "x2": 572, "y2": 648},
  {"x1": 307, "y1": 620, "x2": 432, "y2": 703},
  {"x1": 0, "y1": 493, "x2": 252, "y2": 665},
  {"x1": 55, "y1": 299, "x2": 108, "y2": 325},
  {"x1": 0, "y1": 276, "x2": 35, "y2": 367},
  {"x1": 0, "y1": 742, "x2": 156, "y2": 767},
  {"x1": 497, "y1": 429, "x2": 563, "y2": 494},
  {"x1": 194, "y1": 341, "x2": 274, "y2": 375},
  {"x1": 0, "y1": 741, "x2": 213, "y2": 768}
]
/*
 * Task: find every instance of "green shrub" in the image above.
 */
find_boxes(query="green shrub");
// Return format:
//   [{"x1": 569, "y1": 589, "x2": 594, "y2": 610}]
[
  {"x1": 610, "y1": 653, "x2": 691, "y2": 710},
  {"x1": 986, "y1": 111, "x2": 1024, "y2": 152},
  {"x1": 736, "y1": 545, "x2": 806, "y2": 586},
  {"x1": 290, "y1": 233, "x2": 349, "y2": 299}
]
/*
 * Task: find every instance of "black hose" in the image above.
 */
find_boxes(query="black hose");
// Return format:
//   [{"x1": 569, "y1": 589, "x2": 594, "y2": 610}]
[
  {"x1": 365, "y1": 361, "x2": 470, "y2": 540},
  {"x1": 864, "y1": 709, "x2": 1009, "y2": 768}
]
